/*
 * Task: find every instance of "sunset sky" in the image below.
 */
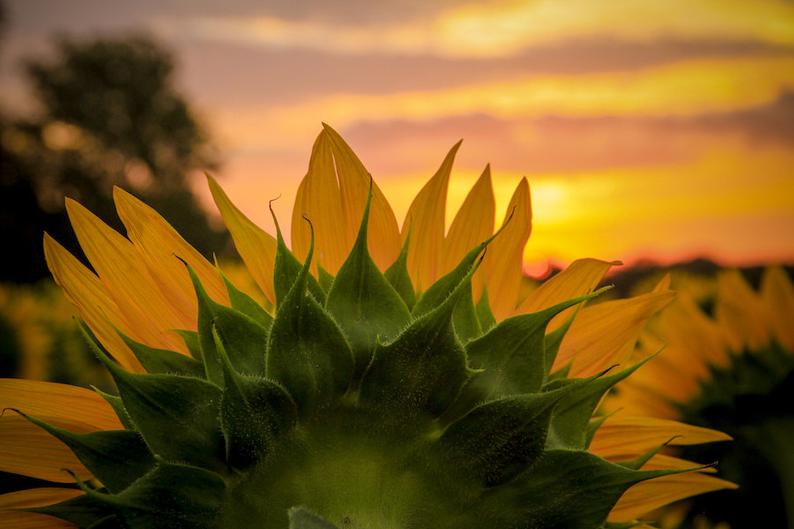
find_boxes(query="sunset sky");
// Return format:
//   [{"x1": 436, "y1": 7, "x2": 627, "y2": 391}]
[{"x1": 2, "y1": 0, "x2": 793, "y2": 275}]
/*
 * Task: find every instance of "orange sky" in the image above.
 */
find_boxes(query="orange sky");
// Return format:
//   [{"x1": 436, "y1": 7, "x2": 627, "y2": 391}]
[{"x1": 2, "y1": 0, "x2": 794, "y2": 273}]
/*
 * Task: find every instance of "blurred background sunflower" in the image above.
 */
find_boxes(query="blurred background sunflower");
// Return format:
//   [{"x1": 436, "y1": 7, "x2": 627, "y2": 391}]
[{"x1": 0, "y1": 0, "x2": 792, "y2": 525}]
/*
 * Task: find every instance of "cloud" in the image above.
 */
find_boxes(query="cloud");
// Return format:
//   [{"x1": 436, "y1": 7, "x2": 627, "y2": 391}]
[{"x1": 178, "y1": 0, "x2": 794, "y2": 58}]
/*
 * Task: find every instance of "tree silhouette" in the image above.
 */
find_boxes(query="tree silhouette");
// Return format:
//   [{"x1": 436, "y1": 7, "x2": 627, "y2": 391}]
[{"x1": 1, "y1": 33, "x2": 227, "y2": 282}]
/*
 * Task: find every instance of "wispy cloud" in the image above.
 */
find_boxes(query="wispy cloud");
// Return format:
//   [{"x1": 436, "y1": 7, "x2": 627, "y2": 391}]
[{"x1": 179, "y1": 0, "x2": 794, "y2": 58}]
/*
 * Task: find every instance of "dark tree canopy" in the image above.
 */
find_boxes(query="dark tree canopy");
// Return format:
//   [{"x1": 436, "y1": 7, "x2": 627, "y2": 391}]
[{"x1": 1, "y1": 34, "x2": 228, "y2": 282}]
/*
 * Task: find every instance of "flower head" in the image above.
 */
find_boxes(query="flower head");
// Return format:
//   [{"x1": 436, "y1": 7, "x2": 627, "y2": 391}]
[{"x1": 1, "y1": 125, "x2": 733, "y2": 529}]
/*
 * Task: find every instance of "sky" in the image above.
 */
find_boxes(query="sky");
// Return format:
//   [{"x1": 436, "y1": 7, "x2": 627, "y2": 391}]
[{"x1": 2, "y1": 0, "x2": 793, "y2": 275}]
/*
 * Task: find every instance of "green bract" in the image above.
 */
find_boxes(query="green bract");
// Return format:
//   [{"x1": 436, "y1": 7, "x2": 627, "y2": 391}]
[{"x1": 26, "y1": 194, "x2": 686, "y2": 529}]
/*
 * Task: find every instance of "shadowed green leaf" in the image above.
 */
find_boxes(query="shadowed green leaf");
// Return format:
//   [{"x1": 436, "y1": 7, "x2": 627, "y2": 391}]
[
  {"x1": 360, "y1": 256, "x2": 479, "y2": 418},
  {"x1": 475, "y1": 290, "x2": 496, "y2": 332},
  {"x1": 326, "y1": 188, "x2": 410, "y2": 376},
  {"x1": 434, "y1": 387, "x2": 572, "y2": 487},
  {"x1": 60, "y1": 462, "x2": 226, "y2": 529},
  {"x1": 384, "y1": 235, "x2": 416, "y2": 309},
  {"x1": 466, "y1": 291, "x2": 604, "y2": 399},
  {"x1": 214, "y1": 326, "x2": 298, "y2": 469},
  {"x1": 468, "y1": 449, "x2": 688, "y2": 529},
  {"x1": 271, "y1": 207, "x2": 325, "y2": 307},
  {"x1": 121, "y1": 333, "x2": 204, "y2": 377},
  {"x1": 267, "y1": 232, "x2": 354, "y2": 416},
  {"x1": 220, "y1": 268, "x2": 273, "y2": 329},
  {"x1": 187, "y1": 264, "x2": 269, "y2": 385},
  {"x1": 545, "y1": 354, "x2": 656, "y2": 450},
  {"x1": 17, "y1": 410, "x2": 154, "y2": 493},
  {"x1": 83, "y1": 323, "x2": 225, "y2": 470}
]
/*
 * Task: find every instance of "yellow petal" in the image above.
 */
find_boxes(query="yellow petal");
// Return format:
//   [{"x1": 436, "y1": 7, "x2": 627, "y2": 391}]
[
  {"x1": 640, "y1": 454, "x2": 717, "y2": 473},
  {"x1": 589, "y1": 415, "x2": 731, "y2": 460},
  {"x1": 761, "y1": 266, "x2": 794, "y2": 350},
  {"x1": 322, "y1": 124, "x2": 401, "y2": 271},
  {"x1": 555, "y1": 283, "x2": 675, "y2": 377},
  {"x1": 518, "y1": 258, "x2": 618, "y2": 314},
  {"x1": 43, "y1": 234, "x2": 142, "y2": 372},
  {"x1": 609, "y1": 472, "x2": 736, "y2": 522},
  {"x1": 715, "y1": 269, "x2": 770, "y2": 351},
  {"x1": 443, "y1": 165, "x2": 495, "y2": 299},
  {"x1": 0, "y1": 379, "x2": 122, "y2": 430},
  {"x1": 208, "y1": 175, "x2": 277, "y2": 305},
  {"x1": 0, "y1": 488, "x2": 82, "y2": 529},
  {"x1": 0, "y1": 414, "x2": 91, "y2": 482},
  {"x1": 482, "y1": 178, "x2": 532, "y2": 320},
  {"x1": 113, "y1": 187, "x2": 228, "y2": 322},
  {"x1": 291, "y1": 131, "x2": 350, "y2": 275},
  {"x1": 402, "y1": 141, "x2": 460, "y2": 293},
  {"x1": 65, "y1": 198, "x2": 189, "y2": 353}
]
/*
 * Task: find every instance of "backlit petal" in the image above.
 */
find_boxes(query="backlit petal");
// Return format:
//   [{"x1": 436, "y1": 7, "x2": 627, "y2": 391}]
[
  {"x1": 443, "y1": 165, "x2": 495, "y2": 298},
  {"x1": 291, "y1": 131, "x2": 348, "y2": 274},
  {"x1": 43, "y1": 235, "x2": 141, "y2": 371},
  {"x1": 65, "y1": 198, "x2": 189, "y2": 353},
  {"x1": 402, "y1": 141, "x2": 460, "y2": 293},
  {"x1": 208, "y1": 175, "x2": 277, "y2": 305},
  {"x1": 761, "y1": 266, "x2": 794, "y2": 350},
  {"x1": 518, "y1": 258, "x2": 617, "y2": 314},
  {"x1": 322, "y1": 124, "x2": 401, "y2": 271},
  {"x1": 556, "y1": 282, "x2": 675, "y2": 377},
  {"x1": 0, "y1": 488, "x2": 82, "y2": 529},
  {"x1": 0, "y1": 379, "x2": 122, "y2": 430},
  {"x1": 715, "y1": 269, "x2": 770, "y2": 351},
  {"x1": 0, "y1": 415, "x2": 91, "y2": 482},
  {"x1": 610, "y1": 472, "x2": 736, "y2": 522},
  {"x1": 114, "y1": 187, "x2": 228, "y2": 321},
  {"x1": 589, "y1": 415, "x2": 731, "y2": 460},
  {"x1": 482, "y1": 177, "x2": 532, "y2": 320}
]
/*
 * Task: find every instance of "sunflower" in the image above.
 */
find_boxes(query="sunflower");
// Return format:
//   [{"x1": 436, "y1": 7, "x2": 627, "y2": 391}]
[
  {"x1": 612, "y1": 267, "x2": 794, "y2": 528},
  {"x1": 0, "y1": 125, "x2": 734, "y2": 529}
]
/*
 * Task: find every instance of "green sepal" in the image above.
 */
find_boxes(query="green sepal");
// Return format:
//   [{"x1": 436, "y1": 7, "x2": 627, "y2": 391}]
[
  {"x1": 412, "y1": 243, "x2": 484, "y2": 319},
  {"x1": 83, "y1": 323, "x2": 225, "y2": 470},
  {"x1": 545, "y1": 354, "x2": 656, "y2": 450},
  {"x1": 326, "y1": 188, "x2": 411, "y2": 376},
  {"x1": 466, "y1": 291, "x2": 603, "y2": 399},
  {"x1": 452, "y1": 282, "x2": 482, "y2": 343},
  {"x1": 15, "y1": 410, "x2": 154, "y2": 493},
  {"x1": 618, "y1": 437, "x2": 677, "y2": 470},
  {"x1": 175, "y1": 329, "x2": 203, "y2": 361},
  {"x1": 120, "y1": 333, "x2": 204, "y2": 377},
  {"x1": 384, "y1": 233, "x2": 416, "y2": 309},
  {"x1": 187, "y1": 264, "x2": 270, "y2": 385},
  {"x1": 476, "y1": 449, "x2": 685, "y2": 529},
  {"x1": 32, "y1": 492, "x2": 115, "y2": 528},
  {"x1": 267, "y1": 234, "x2": 354, "y2": 416},
  {"x1": 214, "y1": 326, "x2": 298, "y2": 469},
  {"x1": 412, "y1": 219, "x2": 508, "y2": 319},
  {"x1": 93, "y1": 386, "x2": 135, "y2": 431},
  {"x1": 543, "y1": 308, "x2": 578, "y2": 375},
  {"x1": 220, "y1": 268, "x2": 274, "y2": 329},
  {"x1": 475, "y1": 290, "x2": 496, "y2": 333},
  {"x1": 359, "y1": 257, "x2": 478, "y2": 418},
  {"x1": 586, "y1": 410, "x2": 619, "y2": 448},
  {"x1": 288, "y1": 506, "x2": 340, "y2": 529},
  {"x1": 318, "y1": 266, "x2": 335, "y2": 294},
  {"x1": 70, "y1": 462, "x2": 226, "y2": 529},
  {"x1": 271, "y1": 207, "x2": 325, "y2": 307},
  {"x1": 434, "y1": 387, "x2": 571, "y2": 487}
]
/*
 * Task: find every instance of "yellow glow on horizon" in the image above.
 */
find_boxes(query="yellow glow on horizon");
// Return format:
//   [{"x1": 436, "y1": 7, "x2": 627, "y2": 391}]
[{"x1": 201, "y1": 143, "x2": 794, "y2": 272}]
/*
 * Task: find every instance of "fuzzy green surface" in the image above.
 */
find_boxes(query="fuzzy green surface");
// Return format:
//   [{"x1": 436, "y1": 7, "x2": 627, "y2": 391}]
[{"x1": 25, "y1": 199, "x2": 684, "y2": 529}]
